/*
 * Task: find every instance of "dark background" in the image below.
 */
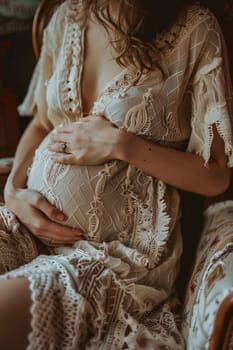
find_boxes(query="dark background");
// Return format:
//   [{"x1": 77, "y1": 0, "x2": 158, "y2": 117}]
[{"x1": 0, "y1": 4, "x2": 37, "y2": 158}]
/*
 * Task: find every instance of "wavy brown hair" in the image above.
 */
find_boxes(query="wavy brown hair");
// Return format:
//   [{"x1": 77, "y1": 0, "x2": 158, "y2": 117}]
[{"x1": 84, "y1": 0, "x2": 228, "y2": 73}]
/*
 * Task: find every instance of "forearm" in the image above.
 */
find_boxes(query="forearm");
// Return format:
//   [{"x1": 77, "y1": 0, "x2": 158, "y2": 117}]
[
  {"x1": 115, "y1": 130, "x2": 230, "y2": 196},
  {"x1": 5, "y1": 115, "x2": 50, "y2": 191}
]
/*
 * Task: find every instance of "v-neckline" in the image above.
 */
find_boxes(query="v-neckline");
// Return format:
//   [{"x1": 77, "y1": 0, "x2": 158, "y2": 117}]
[{"x1": 78, "y1": 19, "x2": 128, "y2": 117}]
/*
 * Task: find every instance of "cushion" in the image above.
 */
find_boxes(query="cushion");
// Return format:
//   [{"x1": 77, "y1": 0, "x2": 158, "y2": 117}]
[{"x1": 181, "y1": 200, "x2": 233, "y2": 349}]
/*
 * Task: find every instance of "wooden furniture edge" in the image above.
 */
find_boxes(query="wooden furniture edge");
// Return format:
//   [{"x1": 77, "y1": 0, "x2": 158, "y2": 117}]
[
  {"x1": 209, "y1": 291, "x2": 233, "y2": 350},
  {"x1": 32, "y1": 0, "x2": 64, "y2": 59}
]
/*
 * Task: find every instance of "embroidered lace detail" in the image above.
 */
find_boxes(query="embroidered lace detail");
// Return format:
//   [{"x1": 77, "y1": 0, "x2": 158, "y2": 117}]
[
  {"x1": 188, "y1": 64, "x2": 233, "y2": 166},
  {"x1": 154, "y1": 181, "x2": 171, "y2": 263},
  {"x1": 118, "y1": 168, "x2": 173, "y2": 267},
  {"x1": 1, "y1": 253, "x2": 95, "y2": 350},
  {"x1": 0, "y1": 206, "x2": 38, "y2": 273},
  {"x1": 155, "y1": 6, "x2": 214, "y2": 56},
  {"x1": 118, "y1": 85, "x2": 164, "y2": 247},
  {"x1": 123, "y1": 88, "x2": 155, "y2": 136},
  {"x1": 132, "y1": 178, "x2": 158, "y2": 266},
  {"x1": 164, "y1": 112, "x2": 182, "y2": 140},
  {"x1": 139, "y1": 302, "x2": 185, "y2": 349},
  {"x1": 119, "y1": 165, "x2": 139, "y2": 244},
  {"x1": 106, "y1": 71, "x2": 141, "y2": 96},
  {"x1": 204, "y1": 200, "x2": 233, "y2": 216},
  {"x1": 92, "y1": 70, "x2": 141, "y2": 116},
  {"x1": 9, "y1": 1, "x2": 233, "y2": 348},
  {"x1": 203, "y1": 114, "x2": 233, "y2": 167},
  {"x1": 0, "y1": 215, "x2": 184, "y2": 350},
  {"x1": 86, "y1": 161, "x2": 118, "y2": 240},
  {"x1": 44, "y1": 159, "x2": 71, "y2": 189},
  {"x1": 59, "y1": 0, "x2": 87, "y2": 119}
]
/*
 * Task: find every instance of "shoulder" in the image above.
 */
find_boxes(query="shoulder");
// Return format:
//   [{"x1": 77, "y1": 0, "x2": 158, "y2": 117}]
[
  {"x1": 184, "y1": 4, "x2": 222, "y2": 42},
  {"x1": 185, "y1": 4, "x2": 218, "y2": 29},
  {"x1": 156, "y1": 4, "x2": 222, "y2": 56},
  {"x1": 43, "y1": 0, "x2": 86, "y2": 53},
  {"x1": 45, "y1": 0, "x2": 86, "y2": 33},
  {"x1": 43, "y1": 2, "x2": 67, "y2": 39}
]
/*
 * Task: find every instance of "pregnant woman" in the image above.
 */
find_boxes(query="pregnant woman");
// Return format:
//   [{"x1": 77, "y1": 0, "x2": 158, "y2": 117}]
[{"x1": 0, "y1": 0, "x2": 233, "y2": 349}]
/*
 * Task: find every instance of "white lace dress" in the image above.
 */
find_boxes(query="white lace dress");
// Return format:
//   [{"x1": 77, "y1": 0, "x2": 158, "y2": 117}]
[{"x1": 0, "y1": 1, "x2": 233, "y2": 349}]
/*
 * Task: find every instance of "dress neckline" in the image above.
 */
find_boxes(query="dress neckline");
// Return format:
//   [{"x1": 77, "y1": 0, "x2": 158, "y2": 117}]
[{"x1": 78, "y1": 18, "x2": 136, "y2": 117}]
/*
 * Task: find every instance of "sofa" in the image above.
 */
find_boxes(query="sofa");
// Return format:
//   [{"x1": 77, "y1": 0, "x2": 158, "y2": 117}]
[{"x1": 180, "y1": 187, "x2": 233, "y2": 350}]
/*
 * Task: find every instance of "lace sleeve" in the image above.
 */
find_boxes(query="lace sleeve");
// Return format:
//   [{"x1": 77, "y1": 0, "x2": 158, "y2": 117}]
[
  {"x1": 17, "y1": 3, "x2": 65, "y2": 130},
  {"x1": 186, "y1": 14, "x2": 233, "y2": 167}
]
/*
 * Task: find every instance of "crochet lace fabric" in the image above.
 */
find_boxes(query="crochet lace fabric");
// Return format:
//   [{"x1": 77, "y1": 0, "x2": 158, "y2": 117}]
[
  {"x1": 0, "y1": 206, "x2": 38, "y2": 273},
  {"x1": 1, "y1": 0, "x2": 232, "y2": 349}
]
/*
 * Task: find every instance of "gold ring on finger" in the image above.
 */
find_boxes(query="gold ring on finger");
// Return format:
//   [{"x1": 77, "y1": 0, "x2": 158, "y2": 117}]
[{"x1": 61, "y1": 142, "x2": 67, "y2": 153}]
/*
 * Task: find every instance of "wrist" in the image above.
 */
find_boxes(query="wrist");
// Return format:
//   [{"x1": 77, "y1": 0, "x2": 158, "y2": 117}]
[
  {"x1": 113, "y1": 128, "x2": 134, "y2": 162},
  {"x1": 4, "y1": 172, "x2": 25, "y2": 198},
  {"x1": 4, "y1": 178, "x2": 17, "y2": 200}
]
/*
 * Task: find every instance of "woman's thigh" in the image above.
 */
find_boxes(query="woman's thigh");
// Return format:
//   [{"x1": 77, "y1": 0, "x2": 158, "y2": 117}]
[{"x1": 0, "y1": 277, "x2": 32, "y2": 350}]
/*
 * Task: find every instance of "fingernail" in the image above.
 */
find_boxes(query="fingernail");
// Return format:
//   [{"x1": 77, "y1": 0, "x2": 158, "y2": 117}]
[
  {"x1": 73, "y1": 228, "x2": 82, "y2": 233},
  {"x1": 56, "y1": 213, "x2": 65, "y2": 221},
  {"x1": 76, "y1": 233, "x2": 84, "y2": 238},
  {"x1": 76, "y1": 232, "x2": 83, "y2": 237},
  {"x1": 75, "y1": 236, "x2": 83, "y2": 241}
]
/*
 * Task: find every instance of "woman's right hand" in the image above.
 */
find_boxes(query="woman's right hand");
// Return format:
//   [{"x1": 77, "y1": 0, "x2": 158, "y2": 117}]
[{"x1": 4, "y1": 186, "x2": 83, "y2": 246}]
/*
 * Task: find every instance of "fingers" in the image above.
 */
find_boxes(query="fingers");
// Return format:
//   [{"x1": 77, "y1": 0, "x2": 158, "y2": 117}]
[
  {"x1": 56, "y1": 119, "x2": 91, "y2": 134},
  {"x1": 49, "y1": 133, "x2": 70, "y2": 144},
  {"x1": 50, "y1": 153, "x2": 77, "y2": 164},
  {"x1": 47, "y1": 141, "x2": 71, "y2": 154},
  {"x1": 55, "y1": 115, "x2": 105, "y2": 134},
  {"x1": 7, "y1": 188, "x2": 84, "y2": 245},
  {"x1": 56, "y1": 124, "x2": 73, "y2": 133},
  {"x1": 48, "y1": 133, "x2": 71, "y2": 154},
  {"x1": 40, "y1": 226, "x2": 83, "y2": 242},
  {"x1": 25, "y1": 210, "x2": 84, "y2": 245},
  {"x1": 28, "y1": 191, "x2": 66, "y2": 222}
]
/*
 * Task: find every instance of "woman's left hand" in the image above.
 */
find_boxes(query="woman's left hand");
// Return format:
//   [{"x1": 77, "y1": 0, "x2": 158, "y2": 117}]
[{"x1": 47, "y1": 115, "x2": 121, "y2": 165}]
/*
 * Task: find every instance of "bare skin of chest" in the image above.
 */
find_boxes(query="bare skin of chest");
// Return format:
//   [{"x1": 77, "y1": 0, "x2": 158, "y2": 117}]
[{"x1": 81, "y1": 18, "x2": 123, "y2": 114}]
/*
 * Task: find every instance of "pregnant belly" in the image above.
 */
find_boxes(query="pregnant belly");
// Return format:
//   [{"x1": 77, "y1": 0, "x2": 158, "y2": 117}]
[{"x1": 27, "y1": 131, "x2": 126, "y2": 240}]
